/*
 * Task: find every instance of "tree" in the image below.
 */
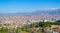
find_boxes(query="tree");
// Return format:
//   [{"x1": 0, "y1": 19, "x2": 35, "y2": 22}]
[{"x1": 56, "y1": 20, "x2": 60, "y2": 22}]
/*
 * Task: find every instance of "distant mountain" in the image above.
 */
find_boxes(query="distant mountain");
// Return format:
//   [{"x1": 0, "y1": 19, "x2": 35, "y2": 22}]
[
  {"x1": 0, "y1": 8, "x2": 60, "y2": 16},
  {"x1": 31, "y1": 8, "x2": 60, "y2": 15}
]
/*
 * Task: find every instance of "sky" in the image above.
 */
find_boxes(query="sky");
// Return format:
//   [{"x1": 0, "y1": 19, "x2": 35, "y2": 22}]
[{"x1": 0, "y1": 0, "x2": 60, "y2": 13}]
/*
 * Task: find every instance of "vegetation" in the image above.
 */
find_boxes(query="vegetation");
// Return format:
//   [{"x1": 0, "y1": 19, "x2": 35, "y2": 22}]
[{"x1": 0, "y1": 21, "x2": 60, "y2": 33}]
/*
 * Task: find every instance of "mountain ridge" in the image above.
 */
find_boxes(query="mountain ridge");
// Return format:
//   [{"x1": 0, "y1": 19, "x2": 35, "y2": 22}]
[{"x1": 0, "y1": 8, "x2": 60, "y2": 16}]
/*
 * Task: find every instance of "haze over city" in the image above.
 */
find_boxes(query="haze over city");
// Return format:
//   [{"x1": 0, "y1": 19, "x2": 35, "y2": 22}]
[{"x1": 0, "y1": 0, "x2": 60, "y2": 33}]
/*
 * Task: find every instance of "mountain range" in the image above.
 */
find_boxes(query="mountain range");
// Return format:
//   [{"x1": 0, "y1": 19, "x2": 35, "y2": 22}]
[{"x1": 0, "y1": 8, "x2": 60, "y2": 16}]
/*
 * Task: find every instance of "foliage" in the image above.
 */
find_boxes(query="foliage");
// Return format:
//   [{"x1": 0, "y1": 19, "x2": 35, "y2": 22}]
[
  {"x1": 56, "y1": 20, "x2": 60, "y2": 22},
  {"x1": 0, "y1": 21, "x2": 60, "y2": 33}
]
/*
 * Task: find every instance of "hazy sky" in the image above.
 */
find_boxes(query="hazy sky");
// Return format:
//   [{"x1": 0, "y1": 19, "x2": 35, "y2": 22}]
[{"x1": 0, "y1": 0, "x2": 60, "y2": 13}]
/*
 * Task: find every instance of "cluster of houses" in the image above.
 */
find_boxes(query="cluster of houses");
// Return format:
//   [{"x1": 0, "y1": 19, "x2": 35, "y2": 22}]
[
  {"x1": 0, "y1": 15, "x2": 60, "y2": 28},
  {"x1": 44, "y1": 25, "x2": 60, "y2": 33}
]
